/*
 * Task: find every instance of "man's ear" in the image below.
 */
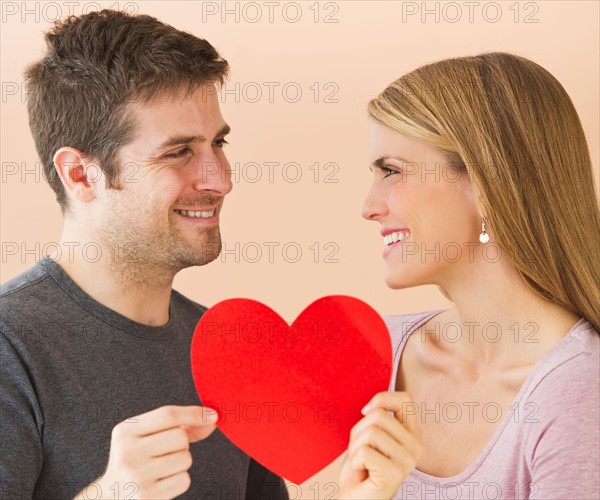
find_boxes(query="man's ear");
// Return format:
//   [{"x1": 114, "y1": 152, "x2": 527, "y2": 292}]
[{"x1": 53, "y1": 147, "x2": 101, "y2": 204}]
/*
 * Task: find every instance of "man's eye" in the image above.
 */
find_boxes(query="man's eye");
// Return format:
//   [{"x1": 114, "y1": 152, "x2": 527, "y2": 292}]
[
  {"x1": 213, "y1": 138, "x2": 229, "y2": 148},
  {"x1": 164, "y1": 147, "x2": 191, "y2": 159}
]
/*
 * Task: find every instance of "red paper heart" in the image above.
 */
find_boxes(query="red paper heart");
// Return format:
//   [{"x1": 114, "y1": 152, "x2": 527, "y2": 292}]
[{"x1": 190, "y1": 295, "x2": 392, "y2": 484}]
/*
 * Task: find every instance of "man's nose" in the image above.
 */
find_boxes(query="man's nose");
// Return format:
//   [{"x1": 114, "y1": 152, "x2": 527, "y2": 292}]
[{"x1": 192, "y1": 155, "x2": 233, "y2": 196}]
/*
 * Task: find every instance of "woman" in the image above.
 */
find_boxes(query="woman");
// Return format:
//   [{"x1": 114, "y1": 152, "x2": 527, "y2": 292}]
[{"x1": 338, "y1": 52, "x2": 600, "y2": 499}]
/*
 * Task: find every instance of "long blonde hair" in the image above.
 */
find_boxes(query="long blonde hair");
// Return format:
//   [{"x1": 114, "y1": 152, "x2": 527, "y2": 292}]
[{"x1": 368, "y1": 52, "x2": 600, "y2": 333}]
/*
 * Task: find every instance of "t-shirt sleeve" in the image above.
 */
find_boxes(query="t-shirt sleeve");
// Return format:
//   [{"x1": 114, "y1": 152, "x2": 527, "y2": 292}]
[
  {"x1": 244, "y1": 457, "x2": 289, "y2": 500},
  {"x1": 0, "y1": 330, "x2": 44, "y2": 498},
  {"x1": 527, "y1": 354, "x2": 600, "y2": 500}
]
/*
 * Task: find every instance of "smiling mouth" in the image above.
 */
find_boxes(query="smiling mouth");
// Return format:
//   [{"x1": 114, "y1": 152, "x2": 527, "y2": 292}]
[
  {"x1": 174, "y1": 208, "x2": 216, "y2": 218},
  {"x1": 383, "y1": 230, "x2": 411, "y2": 246}
]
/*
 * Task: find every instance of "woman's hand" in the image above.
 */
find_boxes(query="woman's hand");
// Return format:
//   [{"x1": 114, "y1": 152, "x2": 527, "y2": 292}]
[{"x1": 337, "y1": 391, "x2": 424, "y2": 500}]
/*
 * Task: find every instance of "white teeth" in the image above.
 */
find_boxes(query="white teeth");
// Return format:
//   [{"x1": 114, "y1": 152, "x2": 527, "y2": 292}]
[
  {"x1": 175, "y1": 209, "x2": 215, "y2": 218},
  {"x1": 383, "y1": 230, "x2": 410, "y2": 246}
]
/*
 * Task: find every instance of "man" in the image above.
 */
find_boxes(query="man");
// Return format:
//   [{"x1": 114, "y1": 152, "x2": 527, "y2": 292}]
[{"x1": 0, "y1": 9, "x2": 289, "y2": 500}]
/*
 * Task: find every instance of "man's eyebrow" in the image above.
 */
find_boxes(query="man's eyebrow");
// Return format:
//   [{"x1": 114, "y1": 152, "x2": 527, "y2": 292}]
[
  {"x1": 369, "y1": 156, "x2": 411, "y2": 171},
  {"x1": 154, "y1": 124, "x2": 231, "y2": 152}
]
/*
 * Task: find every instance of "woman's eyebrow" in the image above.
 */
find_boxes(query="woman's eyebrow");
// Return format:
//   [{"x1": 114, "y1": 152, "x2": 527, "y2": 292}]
[{"x1": 369, "y1": 156, "x2": 411, "y2": 171}]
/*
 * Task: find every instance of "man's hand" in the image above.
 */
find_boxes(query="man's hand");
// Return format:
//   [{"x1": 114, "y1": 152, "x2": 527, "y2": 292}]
[
  {"x1": 74, "y1": 405, "x2": 218, "y2": 500},
  {"x1": 337, "y1": 392, "x2": 424, "y2": 500}
]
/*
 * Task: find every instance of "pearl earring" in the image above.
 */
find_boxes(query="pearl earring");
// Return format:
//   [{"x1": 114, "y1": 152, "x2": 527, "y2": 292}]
[{"x1": 479, "y1": 220, "x2": 490, "y2": 244}]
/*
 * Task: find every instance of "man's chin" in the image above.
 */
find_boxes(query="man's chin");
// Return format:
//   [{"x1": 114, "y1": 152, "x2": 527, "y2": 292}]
[{"x1": 178, "y1": 240, "x2": 222, "y2": 268}]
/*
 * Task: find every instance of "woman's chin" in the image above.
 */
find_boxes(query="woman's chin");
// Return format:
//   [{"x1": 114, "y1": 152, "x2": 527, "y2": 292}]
[
  {"x1": 383, "y1": 266, "x2": 427, "y2": 290},
  {"x1": 384, "y1": 273, "x2": 411, "y2": 290}
]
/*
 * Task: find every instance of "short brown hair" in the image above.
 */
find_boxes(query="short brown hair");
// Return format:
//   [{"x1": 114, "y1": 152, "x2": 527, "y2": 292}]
[{"x1": 25, "y1": 9, "x2": 229, "y2": 214}]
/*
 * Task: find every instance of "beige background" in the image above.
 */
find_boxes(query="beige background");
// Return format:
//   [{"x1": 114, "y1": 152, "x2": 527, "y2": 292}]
[{"x1": 1, "y1": 1, "x2": 599, "y2": 497}]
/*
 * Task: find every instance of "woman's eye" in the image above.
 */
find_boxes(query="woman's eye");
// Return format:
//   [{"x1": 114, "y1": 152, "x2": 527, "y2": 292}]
[
  {"x1": 213, "y1": 138, "x2": 229, "y2": 148},
  {"x1": 164, "y1": 147, "x2": 191, "y2": 159},
  {"x1": 382, "y1": 166, "x2": 399, "y2": 178}
]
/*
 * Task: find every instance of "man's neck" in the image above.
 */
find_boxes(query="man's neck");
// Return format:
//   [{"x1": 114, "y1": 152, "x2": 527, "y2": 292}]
[{"x1": 48, "y1": 241, "x2": 175, "y2": 327}]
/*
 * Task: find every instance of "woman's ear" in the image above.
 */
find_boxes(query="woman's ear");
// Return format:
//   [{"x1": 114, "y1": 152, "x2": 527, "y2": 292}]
[
  {"x1": 463, "y1": 174, "x2": 487, "y2": 221},
  {"x1": 53, "y1": 147, "x2": 101, "y2": 204}
]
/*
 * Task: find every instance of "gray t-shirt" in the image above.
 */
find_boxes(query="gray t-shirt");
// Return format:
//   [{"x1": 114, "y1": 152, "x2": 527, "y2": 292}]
[{"x1": 0, "y1": 256, "x2": 289, "y2": 500}]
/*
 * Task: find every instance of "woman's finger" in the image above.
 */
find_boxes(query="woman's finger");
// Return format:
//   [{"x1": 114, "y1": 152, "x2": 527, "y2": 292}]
[
  {"x1": 348, "y1": 422, "x2": 410, "y2": 463},
  {"x1": 350, "y1": 407, "x2": 411, "y2": 446},
  {"x1": 363, "y1": 391, "x2": 423, "y2": 440},
  {"x1": 348, "y1": 445, "x2": 407, "y2": 497},
  {"x1": 350, "y1": 408, "x2": 423, "y2": 456}
]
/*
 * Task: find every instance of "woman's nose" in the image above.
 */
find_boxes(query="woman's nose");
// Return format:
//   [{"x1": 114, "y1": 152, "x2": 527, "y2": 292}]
[{"x1": 361, "y1": 183, "x2": 388, "y2": 221}]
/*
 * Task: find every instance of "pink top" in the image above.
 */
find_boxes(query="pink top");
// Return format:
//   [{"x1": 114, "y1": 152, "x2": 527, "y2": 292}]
[{"x1": 384, "y1": 309, "x2": 600, "y2": 500}]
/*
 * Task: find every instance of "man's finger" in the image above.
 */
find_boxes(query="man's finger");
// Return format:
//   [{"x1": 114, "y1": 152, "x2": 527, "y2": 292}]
[
  {"x1": 184, "y1": 423, "x2": 218, "y2": 443},
  {"x1": 129, "y1": 405, "x2": 218, "y2": 437}
]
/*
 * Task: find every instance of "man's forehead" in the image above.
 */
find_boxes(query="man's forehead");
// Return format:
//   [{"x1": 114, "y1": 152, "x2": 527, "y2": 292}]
[
  {"x1": 134, "y1": 81, "x2": 219, "y2": 105},
  {"x1": 123, "y1": 85, "x2": 227, "y2": 150},
  {"x1": 128, "y1": 83, "x2": 220, "y2": 117}
]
